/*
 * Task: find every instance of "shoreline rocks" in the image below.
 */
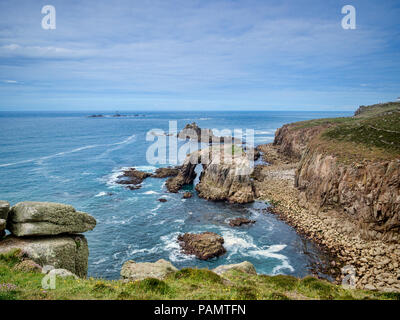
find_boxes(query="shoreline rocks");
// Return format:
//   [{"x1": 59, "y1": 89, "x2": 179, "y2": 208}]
[
  {"x1": 182, "y1": 192, "x2": 193, "y2": 199},
  {"x1": 116, "y1": 168, "x2": 152, "y2": 190},
  {"x1": 228, "y1": 218, "x2": 255, "y2": 227},
  {"x1": 121, "y1": 259, "x2": 178, "y2": 281},
  {"x1": 0, "y1": 201, "x2": 10, "y2": 220},
  {"x1": 8, "y1": 202, "x2": 96, "y2": 237},
  {"x1": 177, "y1": 232, "x2": 226, "y2": 260}
]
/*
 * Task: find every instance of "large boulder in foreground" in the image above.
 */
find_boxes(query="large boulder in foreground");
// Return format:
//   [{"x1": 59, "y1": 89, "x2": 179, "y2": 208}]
[
  {"x1": 178, "y1": 232, "x2": 226, "y2": 260},
  {"x1": 7, "y1": 202, "x2": 96, "y2": 237},
  {"x1": 0, "y1": 219, "x2": 6, "y2": 239},
  {"x1": 121, "y1": 259, "x2": 178, "y2": 281},
  {"x1": 0, "y1": 201, "x2": 10, "y2": 220},
  {"x1": 212, "y1": 261, "x2": 257, "y2": 276},
  {"x1": 0, "y1": 235, "x2": 89, "y2": 278}
]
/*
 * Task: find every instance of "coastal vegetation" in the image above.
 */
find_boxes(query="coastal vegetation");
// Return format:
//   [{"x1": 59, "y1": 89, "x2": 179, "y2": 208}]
[{"x1": 1, "y1": 250, "x2": 398, "y2": 300}]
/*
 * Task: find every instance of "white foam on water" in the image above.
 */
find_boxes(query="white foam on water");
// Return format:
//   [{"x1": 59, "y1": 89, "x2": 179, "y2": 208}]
[
  {"x1": 93, "y1": 257, "x2": 108, "y2": 265},
  {"x1": 104, "y1": 215, "x2": 134, "y2": 225},
  {"x1": 0, "y1": 133, "x2": 137, "y2": 168},
  {"x1": 95, "y1": 191, "x2": 107, "y2": 197},
  {"x1": 247, "y1": 244, "x2": 294, "y2": 274},
  {"x1": 143, "y1": 190, "x2": 158, "y2": 195},
  {"x1": 160, "y1": 232, "x2": 195, "y2": 263}
]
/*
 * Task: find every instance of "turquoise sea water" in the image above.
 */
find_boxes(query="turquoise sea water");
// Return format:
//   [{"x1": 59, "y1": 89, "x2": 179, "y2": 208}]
[{"x1": 0, "y1": 111, "x2": 351, "y2": 279}]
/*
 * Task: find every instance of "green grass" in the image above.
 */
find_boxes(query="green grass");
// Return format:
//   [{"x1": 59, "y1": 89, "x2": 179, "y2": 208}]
[
  {"x1": 0, "y1": 250, "x2": 399, "y2": 300},
  {"x1": 282, "y1": 102, "x2": 400, "y2": 161}
]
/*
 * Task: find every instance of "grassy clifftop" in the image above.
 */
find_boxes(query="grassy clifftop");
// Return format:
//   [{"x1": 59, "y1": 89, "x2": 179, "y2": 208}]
[
  {"x1": 1, "y1": 250, "x2": 399, "y2": 300},
  {"x1": 285, "y1": 102, "x2": 400, "y2": 162}
]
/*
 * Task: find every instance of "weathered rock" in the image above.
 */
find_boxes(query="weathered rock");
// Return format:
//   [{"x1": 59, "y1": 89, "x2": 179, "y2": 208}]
[
  {"x1": 0, "y1": 201, "x2": 10, "y2": 220},
  {"x1": 182, "y1": 192, "x2": 193, "y2": 199},
  {"x1": 0, "y1": 234, "x2": 89, "y2": 277},
  {"x1": 212, "y1": 261, "x2": 257, "y2": 276},
  {"x1": 178, "y1": 122, "x2": 241, "y2": 144},
  {"x1": 295, "y1": 148, "x2": 400, "y2": 242},
  {"x1": 7, "y1": 202, "x2": 96, "y2": 237},
  {"x1": 13, "y1": 259, "x2": 42, "y2": 273},
  {"x1": 177, "y1": 232, "x2": 226, "y2": 260},
  {"x1": 152, "y1": 167, "x2": 180, "y2": 178},
  {"x1": 228, "y1": 218, "x2": 255, "y2": 227},
  {"x1": 48, "y1": 268, "x2": 78, "y2": 279},
  {"x1": 158, "y1": 198, "x2": 167, "y2": 203},
  {"x1": 120, "y1": 259, "x2": 178, "y2": 281},
  {"x1": 167, "y1": 147, "x2": 255, "y2": 203}
]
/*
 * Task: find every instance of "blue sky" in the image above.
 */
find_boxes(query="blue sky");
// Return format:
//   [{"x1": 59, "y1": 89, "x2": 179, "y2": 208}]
[{"x1": 0, "y1": 0, "x2": 399, "y2": 111}]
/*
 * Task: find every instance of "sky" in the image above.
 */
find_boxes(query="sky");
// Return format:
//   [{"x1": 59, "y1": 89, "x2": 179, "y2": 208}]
[{"x1": 0, "y1": 0, "x2": 399, "y2": 111}]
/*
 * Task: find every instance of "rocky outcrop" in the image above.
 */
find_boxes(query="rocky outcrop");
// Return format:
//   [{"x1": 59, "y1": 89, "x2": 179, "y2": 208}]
[
  {"x1": 120, "y1": 259, "x2": 178, "y2": 281},
  {"x1": 296, "y1": 148, "x2": 400, "y2": 242},
  {"x1": 228, "y1": 218, "x2": 255, "y2": 227},
  {"x1": 178, "y1": 122, "x2": 241, "y2": 144},
  {"x1": 212, "y1": 261, "x2": 257, "y2": 276},
  {"x1": 47, "y1": 268, "x2": 78, "y2": 279},
  {"x1": 0, "y1": 235, "x2": 89, "y2": 277},
  {"x1": 167, "y1": 147, "x2": 255, "y2": 203},
  {"x1": 0, "y1": 219, "x2": 5, "y2": 239},
  {"x1": 0, "y1": 201, "x2": 10, "y2": 220},
  {"x1": 117, "y1": 168, "x2": 152, "y2": 190},
  {"x1": 182, "y1": 192, "x2": 193, "y2": 199},
  {"x1": 13, "y1": 259, "x2": 42, "y2": 273},
  {"x1": 177, "y1": 232, "x2": 226, "y2": 260},
  {"x1": 7, "y1": 202, "x2": 96, "y2": 237},
  {"x1": 152, "y1": 167, "x2": 180, "y2": 178},
  {"x1": 273, "y1": 124, "x2": 326, "y2": 160}
]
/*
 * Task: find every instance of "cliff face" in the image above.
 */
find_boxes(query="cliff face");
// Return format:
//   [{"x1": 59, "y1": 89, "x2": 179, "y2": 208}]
[
  {"x1": 295, "y1": 147, "x2": 400, "y2": 242},
  {"x1": 273, "y1": 124, "x2": 325, "y2": 160},
  {"x1": 271, "y1": 102, "x2": 400, "y2": 242}
]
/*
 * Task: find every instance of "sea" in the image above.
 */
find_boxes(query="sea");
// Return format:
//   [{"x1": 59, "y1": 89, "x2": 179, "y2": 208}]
[{"x1": 0, "y1": 110, "x2": 352, "y2": 279}]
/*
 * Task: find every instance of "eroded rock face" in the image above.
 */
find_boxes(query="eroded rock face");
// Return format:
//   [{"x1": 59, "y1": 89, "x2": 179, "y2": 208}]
[
  {"x1": 167, "y1": 147, "x2": 255, "y2": 203},
  {"x1": 212, "y1": 261, "x2": 257, "y2": 276},
  {"x1": 120, "y1": 259, "x2": 178, "y2": 281},
  {"x1": 177, "y1": 232, "x2": 226, "y2": 260},
  {"x1": 7, "y1": 202, "x2": 96, "y2": 237},
  {"x1": 296, "y1": 147, "x2": 400, "y2": 242},
  {"x1": 0, "y1": 201, "x2": 10, "y2": 220},
  {"x1": 273, "y1": 124, "x2": 326, "y2": 160},
  {"x1": 228, "y1": 218, "x2": 255, "y2": 227},
  {"x1": 178, "y1": 122, "x2": 241, "y2": 144},
  {"x1": 0, "y1": 235, "x2": 89, "y2": 277}
]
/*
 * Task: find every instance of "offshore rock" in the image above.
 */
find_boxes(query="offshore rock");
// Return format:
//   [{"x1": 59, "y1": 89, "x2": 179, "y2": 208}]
[
  {"x1": 177, "y1": 232, "x2": 226, "y2": 260},
  {"x1": 228, "y1": 218, "x2": 255, "y2": 227}
]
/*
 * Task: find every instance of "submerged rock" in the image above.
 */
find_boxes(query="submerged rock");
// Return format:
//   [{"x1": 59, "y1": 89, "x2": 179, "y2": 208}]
[
  {"x1": 158, "y1": 198, "x2": 167, "y2": 203},
  {"x1": 0, "y1": 201, "x2": 10, "y2": 220},
  {"x1": 212, "y1": 261, "x2": 257, "y2": 276},
  {"x1": 120, "y1": 259, "x2": 178, "y2": 281},
  {"x1": 177, "y1": 232, "x2": 226, "y2": 260},
  {"x1": 228, "y1": 218, "x2": 256, "y2": 227},
  {"x1": 7, "y1": 202, "x2": 96, "y2": 237},
  {"x1": 0, "y1": 234, "x2": 89, "y2": 278},
  {"x1": 117, "y1": 168, "x2": 152, "y2": 190},
  {"x1": 182, "y1": 192, "x2": 193, "y2": 199}
]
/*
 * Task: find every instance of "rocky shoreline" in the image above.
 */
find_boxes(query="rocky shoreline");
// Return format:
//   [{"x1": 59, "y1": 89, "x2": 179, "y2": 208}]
[{"x1": 253, "y1": 144, "x2": 400, "y2": 292}]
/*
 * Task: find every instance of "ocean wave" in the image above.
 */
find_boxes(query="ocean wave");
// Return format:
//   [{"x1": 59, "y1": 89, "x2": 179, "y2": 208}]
[
  {"x1": 160, "y1": 232, "x2": 195, "y2": 263},
  {"x1": 95, "y1": 191, "x2": 107, "y2": 197},
  {"x1": 0, "y1": 133, "x2": 137, "y2": 168},
  {"x1": 143, "y1": 190, "x2": 158, "y2": 195}
]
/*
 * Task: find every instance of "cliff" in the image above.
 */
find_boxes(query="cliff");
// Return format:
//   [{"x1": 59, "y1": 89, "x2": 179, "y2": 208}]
[{"x1": 273, "y1": 102, "x2": 400, "y2": 242}]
